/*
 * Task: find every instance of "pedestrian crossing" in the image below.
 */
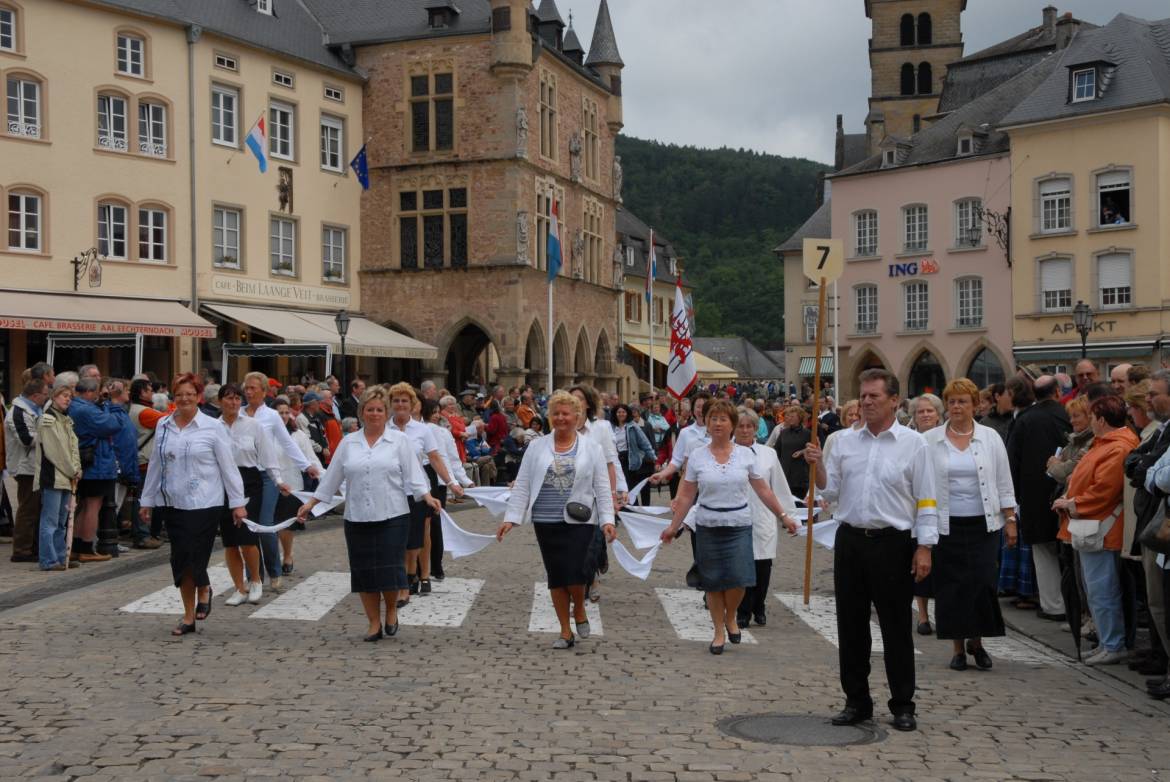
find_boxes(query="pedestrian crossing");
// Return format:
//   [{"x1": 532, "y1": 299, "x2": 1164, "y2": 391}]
[{"x1": 116, "y1": 569, "x2": 1062, "y2": 663}]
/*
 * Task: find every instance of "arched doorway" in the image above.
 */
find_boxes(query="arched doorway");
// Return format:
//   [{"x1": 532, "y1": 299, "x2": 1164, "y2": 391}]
[
  {"x1": 574, "y1": 328, "x2": 592, "y2": 382},
  {"x1": 594, "y1": 330, "x2": 613, "y2": 392},
  {"x1": 908, "y1": 349, "x2": 945, "y2": 397},
  {"x1": 523, "y1": 320, "x2": 546, "y2": 388},
  {"x1": 851, "y1": 349, "x2": 888, "y2": 397},
  {"x1": 552, "y1": 325, "x2": 571, "y2": 390},
  {"x1": 444, "y1": 322, "x2": 496, "y2": 392},
  {"x1": 967, "y1": 347, "x2": 1006, "y2": 388}
]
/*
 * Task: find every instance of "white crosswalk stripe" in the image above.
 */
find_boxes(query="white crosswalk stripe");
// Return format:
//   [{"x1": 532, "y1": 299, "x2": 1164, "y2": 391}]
[
  {"x1": 399, "y1": 578, "x2": 484, "y2": 627},
  {"x1": 250, "y1": 571, "x2": 352, "y2": 621},
  {"x1": 655, "y1": 588, "x2": 757, "y2": 643},
  {"x1": 775, "y1": 592, "x2": 895, "y2": 654},
  {"x1": 119, "y1": 566, "x2": 235, "y2": 615},
  {"x1": 528, "y1": 582, "x2": 603, "y2": 635},
  {"x1": 912, "y1": 599, "x2": 1055, "y2": 665}
]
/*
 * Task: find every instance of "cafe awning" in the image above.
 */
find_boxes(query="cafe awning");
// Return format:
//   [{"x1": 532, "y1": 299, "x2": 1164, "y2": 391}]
[
  {"x1": 0, "y1": 290, "x2": 216, "y2": 338},
  {"x1": 798, "y1": 356, "x2": 835, "y2": 376},
  {"x1": 203, "y1": 303, "x2": 437, "y2": 360},
  {"x1": 1013, "y1": 339, "x2": 1158, "y2": 362},
  {"x1": 624, "y1": 340, "x2": 738, "y2": 380}
]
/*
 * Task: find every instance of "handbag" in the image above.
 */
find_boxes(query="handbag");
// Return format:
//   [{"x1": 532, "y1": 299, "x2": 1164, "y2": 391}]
[
  {"x1": 1068, "y1": 503, "x2": 1121, "y2": 552},
  {"x1": 1138, "y1": 506, "x2": 1170, "y2": 556},
  {"x1": 565, "y1": 501, "x2": 593, "y2": 523}
]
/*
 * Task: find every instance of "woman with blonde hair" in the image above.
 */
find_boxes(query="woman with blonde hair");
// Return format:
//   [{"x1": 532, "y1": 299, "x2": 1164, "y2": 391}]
[
  {"x1": 298, "y1": 386, "x2": 440, "y2": 641},
  {"x1": 498, "y1": 390, "x2": 616, "y2": 649}
]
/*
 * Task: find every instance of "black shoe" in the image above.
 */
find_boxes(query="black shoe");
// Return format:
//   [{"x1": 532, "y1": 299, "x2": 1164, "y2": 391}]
[
  {"x1": 949, "y1": 653, "x2": 968, "y2": 671},
  {"x1": 709, "y1": 643, "x2": 724, "y2": 655},
  {"x1": 1146, "y1": 676, "x2": 1168, "y2": 690},
  {"x1": 727, "y1": 626, "x2": 742, "y2": 644},
  {"x1": 892, "y1": 713, "x2": 917, "y2": 732},
  {"x1": 384, "y1": 622, "x2": 399, "y2": 637},
  {"x1": 409, "y1": 578, "x2": 420, "y2": 596},
  {"x1": 736, "y1": 615, "x2": 751, "y2": 629},
  {"x1": 830, "y1": 706, "x2": 872, "y2": 726},
  {"x1": 171, "y1": 622, "x2": 196, "y2": 637},
  {"x1": 1036, "y1": 611, "x2": 1066, "y2": 622},
  {"x1": 1138, "y1": 659, "x2": 1169, "y2": 676},
  {"x1": 1150, "y1": 680, "x2": 1170, "y2": 700},
  {"x1": 281, "y1": 562, "x2": 294, "y2": 575},
  {"x1": 363, "y1": 629, "x2": 383, "y2": 642},
  {"x1": 194, "y1": 588, "x2": 213, "y2": 621},
  {"x1": 420, "y1": 580, "x2": 432, "y2": 595},
  {"x1": 10, "y1": 554, "x2": 37, "y2": 563},
  {"x1": 972, "y1": 647, "x2": 993, "y2": 670},
  {"x1": 432, "y1": 572, "x2": 445, "y2": 582},
  {"x1": 917, "y1": 621, "x2": 933, "y2": 635},
  {"x1": 753, "y1": 613, "x2": 766, "y2": 626}
]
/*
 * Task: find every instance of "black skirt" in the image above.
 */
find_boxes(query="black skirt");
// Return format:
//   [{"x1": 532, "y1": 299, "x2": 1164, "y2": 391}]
[
  {"x1": 534, "y1": 522, "x2": 596, "y2": 589},
  {"x1": 935, "y1": 515, "x2": 1005, "y2": 640},
  {"x1": 407, "y1": 495, "x2": 428, "y2": 550},
  {"x1": 344, "y1": 515, "x2": 410, "y2": 593},
  {"x1": 163, "y1": 506, "x2": 221, "y2": 588},
  {"x1": 220, "y1": 466, "x2": 263, "y2": 547}
]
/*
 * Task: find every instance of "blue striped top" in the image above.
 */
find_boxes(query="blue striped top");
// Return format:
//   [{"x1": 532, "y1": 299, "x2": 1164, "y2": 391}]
[{"x1": 532, "y1": 439, "x2": 579, "y2": 524}]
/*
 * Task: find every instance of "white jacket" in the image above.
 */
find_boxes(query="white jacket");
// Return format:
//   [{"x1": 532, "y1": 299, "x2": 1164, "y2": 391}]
[
  {"x1": 504, "y1": 433, "x2": 615, "y2": 526},
  {"x1": 922, "y1": 422, "x2": 1017, "y2": 535},
  {"x1": 428, "y1": 422, "x2": 471, "y2": 487},
  {"x1": 746, "y1": 444, "x2": 798, "y2": 560}
]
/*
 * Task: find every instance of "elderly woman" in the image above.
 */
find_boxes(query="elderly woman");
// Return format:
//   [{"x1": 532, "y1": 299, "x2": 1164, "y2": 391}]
[
  {"x1": 498, "y1": 390, "x2": 616, "y2": 649},
  {"x1": 734, "y1": 406, "x2": 799, "y2": 628},
  {"x1": 910, "y1": 394, "x2": 944, "y2": 633},
  {"x1": 298, "y1": 386, "x2": 440, "y2": 641},
  {"x1": 1053, "y1": 395, "x2": 1140, "y2": 665},
  {"x1": 34, "y1": 384, "x2": 81, "y2": 571},
  {"x1": 766, "y1": 405, "x2": 811, "y2": 500},
  {"x1": 923, "y1": 379, "x2": 1017, "y2": 670},
  {"x1": 661, "y1": 400, "x2": 798, "y2": 654},
  {"x1": 140, "y1": 374, "x2": 247, "y2": 636},
  {"x1": 1047, "y1": 396, "x2": 1094, "y2": 495}
]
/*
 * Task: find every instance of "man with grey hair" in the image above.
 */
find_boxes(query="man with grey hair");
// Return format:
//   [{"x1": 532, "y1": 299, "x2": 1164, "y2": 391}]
[
  {"x1": 54, "y1": 371, "x2": 79, "y2": 391},
  {"x1": 4, "y1": 378, "x2": 48, "y2": 561},
  {"x1": 200, "y1": 384, "x2": 221, "y2": 418},
  {"x1": 420, "y1": 380, "x2": 438, "y2": 401},
  {"x1": 78, "y1": 364, "x2": 101, "y2": 384}
]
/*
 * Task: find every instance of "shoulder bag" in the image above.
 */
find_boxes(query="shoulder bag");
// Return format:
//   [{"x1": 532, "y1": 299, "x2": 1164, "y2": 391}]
[{"x1": 1068, "y1": 503, "x2": 1122, "y2": 552}]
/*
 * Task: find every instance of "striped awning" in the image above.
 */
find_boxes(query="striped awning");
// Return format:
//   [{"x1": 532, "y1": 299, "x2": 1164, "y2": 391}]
[{"x1": 797, "y1": 356, "x2": 835, "y2": 375}]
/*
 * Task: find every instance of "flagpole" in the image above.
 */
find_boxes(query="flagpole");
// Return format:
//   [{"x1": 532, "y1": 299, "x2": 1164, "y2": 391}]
[
  {"x1": 547, "y1": 278, "x2": 554, "y2": 393},
  {"x1": 648, "y1": 228, "x2": 655, "y2": 396}
]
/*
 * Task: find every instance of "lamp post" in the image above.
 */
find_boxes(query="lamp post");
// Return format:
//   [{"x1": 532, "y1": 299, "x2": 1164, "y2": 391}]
[
  {"x1": 1072, "y1": 300, "x2": 1094, "y2": 359},
  {"x1": 334, "y1": 309, "x2": 351, "y2": 399}
]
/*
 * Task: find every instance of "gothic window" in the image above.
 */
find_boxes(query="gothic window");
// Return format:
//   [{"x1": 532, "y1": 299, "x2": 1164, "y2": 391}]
[
  {"x1": 539, "y1": 70, "x2": 557, "y2": 160},
  {"x1": 582, "y1": 97, "x2": 600, "y2": 181},
  {"x1": 399, "y1": 186, "x2": 467, "y2": 269},
  {"x1": 900, "y1": 64, "x2": 915, "y2": 96}
]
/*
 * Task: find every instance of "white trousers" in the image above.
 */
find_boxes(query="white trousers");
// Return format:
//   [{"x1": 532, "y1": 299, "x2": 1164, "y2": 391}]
[{"x1": 1032, "y1": 540, "x2": 1065, "y2": 615}]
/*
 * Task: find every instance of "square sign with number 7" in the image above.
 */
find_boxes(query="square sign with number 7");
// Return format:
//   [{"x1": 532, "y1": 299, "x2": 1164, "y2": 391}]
[{"x1": 802, "y1": 238, "x2": 843, "y2": 283}]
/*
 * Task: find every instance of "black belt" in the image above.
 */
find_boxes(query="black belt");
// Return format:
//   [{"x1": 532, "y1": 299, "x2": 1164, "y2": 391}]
[
  {"x1": 699, "y1": 503, "x2": 748, "y2": 513},
  {"x1": 839, "y1": 523, "x2": 911, "y2": 539}
]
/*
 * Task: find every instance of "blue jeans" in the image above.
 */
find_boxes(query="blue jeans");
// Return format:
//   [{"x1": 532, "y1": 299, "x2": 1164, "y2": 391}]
[
  {"x1": 1080, "y1": 549, "x2": 1125, "y2": 653},
  {"x1": 38, "y1": 488, "x2": 71, "y2": 569},
  {"x1": 255, "y1": 471, "x2": 282, "y2": 580}
]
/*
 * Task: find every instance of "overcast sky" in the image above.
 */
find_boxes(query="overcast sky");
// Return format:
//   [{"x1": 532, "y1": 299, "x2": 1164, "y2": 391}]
[{"x1": 564, "y1": 0, "x2": 1169, "y2": 163}]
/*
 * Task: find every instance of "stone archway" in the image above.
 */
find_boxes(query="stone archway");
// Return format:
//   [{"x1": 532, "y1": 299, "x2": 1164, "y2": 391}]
[
  {"x1": 443, "y1": 321, "x2": 497, "y2": 392},
  {"x1": 552, "y1": 324, "x2": 572, "y2": 390},
  {"x1": 848, "y1": 344, "x2": 891, "y2": 398},
  {"x1": 594, "y1": 330, "x2": 614, "y2": 393},
  {"x1": 907, "y1": 348, "x2": 946, "y2": 398},
  {"x1": 523, "y1": 319, "x2": 546, "y2": 389},
  {"x1": 574, "y1": 327, "x2": 593, "y2": 383},
  {"x1": 966, "y1": 347, "x2": 1007, "y2": 388}
]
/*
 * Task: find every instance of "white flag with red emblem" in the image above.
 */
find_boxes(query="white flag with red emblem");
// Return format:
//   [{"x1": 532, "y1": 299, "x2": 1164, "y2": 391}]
[{"x1": 667, "y1": 278, "x2": 698, "y2": 400}]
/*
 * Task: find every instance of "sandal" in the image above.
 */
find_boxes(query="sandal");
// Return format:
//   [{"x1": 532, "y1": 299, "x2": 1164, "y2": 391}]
[
  {"x1": 195, "y1": 587, "x2": 213, "y2": 621},
  {"x1": 171, "y1": 622, "x2": 196, "y2": 637}
]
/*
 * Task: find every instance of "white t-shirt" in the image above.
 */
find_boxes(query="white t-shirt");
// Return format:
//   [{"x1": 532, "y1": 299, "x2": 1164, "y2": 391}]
[
  {"x1": 946, "y1": 441, "x2": 984, "y2": 517},
  {"x1": 683, "y1": 444, "x2": 762, "y2": 528}
]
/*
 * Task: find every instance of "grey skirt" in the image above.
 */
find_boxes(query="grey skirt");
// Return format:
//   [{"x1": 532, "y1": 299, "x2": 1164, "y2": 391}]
[{"x1": 695, "y1": 525, "x2": 756, "y2": 592}]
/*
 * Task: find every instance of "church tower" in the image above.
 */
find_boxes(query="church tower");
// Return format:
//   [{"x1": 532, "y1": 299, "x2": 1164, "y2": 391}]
[{"x1": 864, "y1": 0, "x2": 964, "y2": 154}]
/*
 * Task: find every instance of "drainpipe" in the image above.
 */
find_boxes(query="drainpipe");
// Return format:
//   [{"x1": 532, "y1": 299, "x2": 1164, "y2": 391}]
[{"x1": 186, "y1": 25, "x2": 202, "y2": 371}]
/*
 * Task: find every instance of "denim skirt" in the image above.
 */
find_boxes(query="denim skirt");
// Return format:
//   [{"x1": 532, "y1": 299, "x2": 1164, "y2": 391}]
[{"x1": 695, "y1": 525, "x2": 756, "y2": 591}]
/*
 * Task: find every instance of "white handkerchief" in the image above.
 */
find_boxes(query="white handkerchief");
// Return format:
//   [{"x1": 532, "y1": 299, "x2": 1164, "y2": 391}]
[
  {"x1": 292, "y1": 490, "x2": 345, "y2": 517},
  {"x1": 1157, "y1": 553, "x2": 1166, "y2": 570},
  {"x1": 618, "y1": 510, "x2": 672, "y2": 549},
  {"x1": 463, "y1": 486, "x2": 512, "y2": 517},
  {"x1": 795, "y1": 518, "x2": 839, "y2": 549},
  {"x1": 440, "y1": 510, "x2": 496, "y2": 558},
  {"x1": 241, "y1": 517, "x2": 300, "y2": 534},
  {"x1": 627, "y1": 476, "x2": 651, "y2": 504},
  {"x1": 633, "y1": 505, "x2": 672, "y2": 516},
  {"x1": 612, "y1": 538, "x2": 660, "y2": 581}
]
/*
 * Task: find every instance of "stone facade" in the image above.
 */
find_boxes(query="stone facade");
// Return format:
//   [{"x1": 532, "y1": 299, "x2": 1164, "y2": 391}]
[{"x1": 357, "y1": 2, "x2": 624, "y2": 392}]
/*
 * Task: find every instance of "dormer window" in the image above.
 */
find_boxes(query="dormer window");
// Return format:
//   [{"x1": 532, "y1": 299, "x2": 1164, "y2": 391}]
[
  {"x1": 427, "y1": 3, "x2": 460, "y2": 29},
  {"x1": 1072, "y1": 67, "x2": 1096, "y2": 102},
  {"x1": 625, "y1": 246, "x2": 635, "y2": 267},
  {"x1": 883, "y1": 150, "x2": 896, "y2": 167},
  {"x1": 669, "y1": 257, "x2": 678, "y2": 276},
  {"x1": 257, "y1": 0, "x2": 272, "y2": 15},
  {"x1": 957, "y1": 136, "x2": 972, "y2": 156}
]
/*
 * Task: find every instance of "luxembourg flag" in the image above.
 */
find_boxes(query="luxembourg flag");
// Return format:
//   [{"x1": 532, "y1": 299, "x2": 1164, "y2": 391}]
[
  {"x1": 547, "y1": 199, "x2": 562, "y2": 282},
  {"x1": 245, "y1": 114, "x2": 268, "y2": 173}
]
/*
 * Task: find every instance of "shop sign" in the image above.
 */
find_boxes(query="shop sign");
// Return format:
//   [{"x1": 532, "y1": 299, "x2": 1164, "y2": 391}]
[
  {"x1": 1050, "y1": 320, "x2": 1117, "y2": 336},
  {"x1": 210, "y1": 274, "x2": 352, "y2": 308},
  {"x1": 888, "y1": 258, "x2": 939, "y2": 277},
  {"x1": 0, "y1": 317, "x2": 215, "y2": 339}
]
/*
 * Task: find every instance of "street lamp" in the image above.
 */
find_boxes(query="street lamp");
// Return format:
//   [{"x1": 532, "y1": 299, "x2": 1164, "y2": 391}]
[
  {"x1": 1072, "y1": 300, "x2": 1094, "y2": 359},
  {"x1": 334, "y1": 309, "x2": 351, "y2": 398}
]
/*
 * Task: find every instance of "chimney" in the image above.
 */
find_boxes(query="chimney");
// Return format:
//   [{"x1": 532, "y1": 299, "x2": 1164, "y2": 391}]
[
  {"x1": 816, "y1": 171, "x2": 826, "y2": 208},
  {"x1": 835, "y1": 114, "x2": 845, "y2": 172},
  {"x1": 1042, "y1": 6, "x2": 1057, "y2": 35},
  {"x1": 1055, "y1": 12, "x2": 1077, "y2": 50}
]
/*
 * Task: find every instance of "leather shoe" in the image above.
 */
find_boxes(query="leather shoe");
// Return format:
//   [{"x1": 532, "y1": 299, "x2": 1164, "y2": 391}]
[
  {"x1": 753, "y1": 613, "x2": 766, "y2": 626},
  {"x1": 892, "y1": 713, "x2": 917, "y2": 731},
  {"x1": 1149, "y1": 680, "x2": 1170, "y2": 700},
  {"x1": 1146, "y1": 676, "x2": 1168, "y2": 690},
  {"x1": 972, "y1": 647, "x2": 993, "y2": 670},
  {"x1": 830, "y1": 706, "x2": 872, "y2": 726},
  {"x1": 1036, "y1": 611, "x2": 1066, "y2": 622},
  {"x1": 1136, "y1": 659, "x2": 1168, "y2": 676},
  {"x1": 949, "y1": 653, "x2": 968, "y2": 671}
]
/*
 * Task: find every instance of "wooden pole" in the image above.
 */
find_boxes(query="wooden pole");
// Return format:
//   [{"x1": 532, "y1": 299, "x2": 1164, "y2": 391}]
[{"x1": 802, "y1": 277, "x2": 828, "y2": 606}]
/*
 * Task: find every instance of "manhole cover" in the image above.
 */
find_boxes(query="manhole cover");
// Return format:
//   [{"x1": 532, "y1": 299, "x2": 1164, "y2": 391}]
[{"x1": 717, "y1": 713, "x2": 883, "y2": 746}]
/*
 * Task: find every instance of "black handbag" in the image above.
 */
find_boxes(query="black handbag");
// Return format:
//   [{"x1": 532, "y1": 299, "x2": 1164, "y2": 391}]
[
  {"x1": 1139, "y1": 505, "x2": 1170, "y2": 556},
  {"x1": 565, "y1": 501, "x2": 592, "y2": 523}
]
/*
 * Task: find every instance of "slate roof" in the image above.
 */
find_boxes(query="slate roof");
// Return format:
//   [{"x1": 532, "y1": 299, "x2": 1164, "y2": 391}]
[
  {"x1": 1002, "y1": 14, "x2": 1170, "y2": 127},
  {"x1": 775, "y1": 200, "x2": 831, "y2": 254},
  {"x1": 535, "y1": 0, "x2": 564, "y2": 25},
  {"x1": 301, "y1": 0, "x2": 492, "y2": 46},
  {"x1": 833, "y1": 52, "x2": 1061, "y2": 178},
  {"x1": 563, "y1": 25, "x2": 584, "y2": 55},
  {"x1": 585, "y1": 0, "x2": 623, "y2": 67},
  {"x1": 691, "y1": 338, "x2": 785, "y2": 380},
  {"x1": 840, "y1": 133, "x2": 868, "y2": 170},
  {"x1": 90, "y1": 0, "x2": 356, "y2": 75},
  {"x1": 616, "y1": 208, "x2": 684, "y2": 286}
]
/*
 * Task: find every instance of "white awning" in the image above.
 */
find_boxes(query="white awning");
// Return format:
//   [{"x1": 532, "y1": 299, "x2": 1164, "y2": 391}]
[
  {"x1": 798, "y1": 356, "x2": 835, "y2": 375},
  {"x1": 0, "y1": 290, "x2": 216, "y2": 338},
  {"x1": 203, "y1": 303, "x2": 437, "y2": 360}
]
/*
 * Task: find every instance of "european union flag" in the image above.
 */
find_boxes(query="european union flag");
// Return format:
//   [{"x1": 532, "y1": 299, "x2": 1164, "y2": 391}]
[{"x1": 349, "y1": 145, "x2": 370, "y2": 190}]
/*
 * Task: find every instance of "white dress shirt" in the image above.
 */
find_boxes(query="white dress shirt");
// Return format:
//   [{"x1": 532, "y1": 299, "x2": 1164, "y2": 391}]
[
  {"x1": 684, "y1": 444, "x2": 762, "y2": 528},
  {"x1": 244, "y1": 403, "x2": 312, "y2": 472},
  {"x1": 671, "y1": 423, "x2": 710, "y2": 468},
  {"x1": 140, "y1": 411, "x2": 246, "y2": 510},
  {"x1": 222, "y1": 414, "x2": 282, "y2": 484},
  {"x1": 821, "y1": 420, "x2": 939, "y2": 546},
  {"x1": 428, "y1": 422, "x2": 471, "y2": 487},
  {"x1": 391, "y1": 417, "x2": 439, "y2": 467},
  {"x1": 922, "y1": 423, "x2": 1016, "y2": 535},
  {"x1": 279, "y1": 429, "x2": 323, "y2": 493},
  {"x1": 314, "y1": 428, "x2": 430, "y2": 523}
]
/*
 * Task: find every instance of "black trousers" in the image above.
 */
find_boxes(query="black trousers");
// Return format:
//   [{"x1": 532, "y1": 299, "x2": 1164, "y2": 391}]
[
  {"x1": 430, "y1": 485, "x2": 447, "y2": 577},
  {"x1": 738, "y1": 559, "x2": 773, "y2": 621},
  {"x1": 834, "y1": 525, "x2": 917, "y2": 716}
]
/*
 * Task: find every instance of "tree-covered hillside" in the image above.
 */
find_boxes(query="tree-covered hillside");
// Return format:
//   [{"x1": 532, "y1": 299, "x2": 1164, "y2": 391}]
[{"x1": 616, "y1": 136, "x2": 828, "y2": 348}]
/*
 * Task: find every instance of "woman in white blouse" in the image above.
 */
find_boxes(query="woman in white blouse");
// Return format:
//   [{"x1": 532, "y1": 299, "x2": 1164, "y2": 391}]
[
  {"x1": 217, "y1": 384, "x2": 288, "y2": 608},
  {"x1": 733, "y1": 407, "x2": 799, "y2": 629},
  {"x1": 570, "y1": 384, "x2": 626, "y2": 603},
  {"x1": 422, "y1": 398, "x2": 472, "y2": 583},
  {"x1": 661, "y1": 400, "x2": 797, "y2": 654},
  {"x1": 297, "y1": 386, "x2": 440, "y2": 642},
  {"x1": 139, "y1": 374, "x2": 247, "y2": 637},
  {"x1": 922, "y1": 378, "x2": 1018, "y2": 671}
]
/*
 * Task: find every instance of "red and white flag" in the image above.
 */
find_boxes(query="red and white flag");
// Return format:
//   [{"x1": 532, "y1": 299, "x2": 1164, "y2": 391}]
[{"x1": 666, "y1": 277, "x2": 697, "y2": 399}]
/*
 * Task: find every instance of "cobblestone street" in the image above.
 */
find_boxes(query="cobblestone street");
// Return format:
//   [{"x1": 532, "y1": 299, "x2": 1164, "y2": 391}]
[{"x1": 1, "y1": 506, "x2": 1168, "y2": 781}]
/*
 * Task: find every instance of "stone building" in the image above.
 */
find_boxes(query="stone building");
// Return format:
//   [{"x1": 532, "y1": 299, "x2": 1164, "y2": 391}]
[{"x1": 328, "y1": 0, "x2": 627, "y2": 392}]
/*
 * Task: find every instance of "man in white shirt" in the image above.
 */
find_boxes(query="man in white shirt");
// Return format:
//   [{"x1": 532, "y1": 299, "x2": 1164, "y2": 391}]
[{"x1": 804, "y1": 368, "x2": 936, "y2": 733}]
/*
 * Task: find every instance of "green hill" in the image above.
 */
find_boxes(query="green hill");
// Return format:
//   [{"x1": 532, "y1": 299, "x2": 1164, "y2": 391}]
[{"x1": 616, "y1": 135, "x2": 829, "y2": 348}]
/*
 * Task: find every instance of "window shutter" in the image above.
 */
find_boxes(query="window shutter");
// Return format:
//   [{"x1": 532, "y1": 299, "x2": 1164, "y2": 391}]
[
  {"x1": 1097, "y1": 253, "x2": 1130, "y2": 289},
  {"x1": 1040, "y1": 178, "x2": 1069, "y2": 196},
  {"x1": 1041, "y1": 258, "x2": 1071, "y2": 290},
  {"x1": 1097, "y1": 170, "x2": 1129, "y2": 189}
]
